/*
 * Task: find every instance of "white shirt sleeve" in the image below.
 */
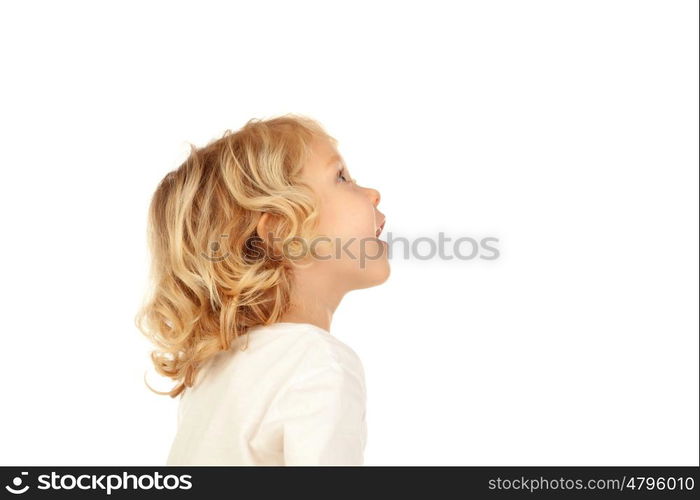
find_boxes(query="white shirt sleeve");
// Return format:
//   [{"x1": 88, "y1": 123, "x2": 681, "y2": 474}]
[{"x1": 273, "y1": 342, "x2": 367, "y2": 465}]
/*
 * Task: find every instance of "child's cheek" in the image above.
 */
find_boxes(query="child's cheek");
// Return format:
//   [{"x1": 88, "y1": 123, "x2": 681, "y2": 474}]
[{"x1": 320, "y1": 197, "x2": 360, "y2": 238}]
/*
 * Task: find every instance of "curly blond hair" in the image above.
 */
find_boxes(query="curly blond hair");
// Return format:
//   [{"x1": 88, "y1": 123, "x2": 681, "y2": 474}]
[{"x1": 134, "y1": 114, "x2": 336, "y2": 397}]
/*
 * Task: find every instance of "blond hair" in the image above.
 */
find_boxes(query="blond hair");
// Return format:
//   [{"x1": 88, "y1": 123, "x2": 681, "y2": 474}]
[{"x1": 135, "y1": 114, "x2": 336, "y2": 398}]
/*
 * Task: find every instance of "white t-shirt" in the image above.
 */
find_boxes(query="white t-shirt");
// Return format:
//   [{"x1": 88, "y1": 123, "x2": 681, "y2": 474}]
[{"x1": 165, "y1": 322, "x2": 367, "y2": 466}]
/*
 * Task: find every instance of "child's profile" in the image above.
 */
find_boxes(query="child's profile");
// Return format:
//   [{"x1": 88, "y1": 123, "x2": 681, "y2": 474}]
[{"x1": 135, "y1": 114, "x2": 389, "y2": 465}]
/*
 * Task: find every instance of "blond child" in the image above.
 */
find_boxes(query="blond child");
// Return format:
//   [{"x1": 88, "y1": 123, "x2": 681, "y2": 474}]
[{"x1": 135, "y1": 114, "x2": 389, "y2": 465}]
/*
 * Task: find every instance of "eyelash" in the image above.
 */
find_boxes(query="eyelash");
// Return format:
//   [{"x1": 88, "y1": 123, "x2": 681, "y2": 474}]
[{"x1": 337, "y1": 168, "x2": 355, "y2": 184}]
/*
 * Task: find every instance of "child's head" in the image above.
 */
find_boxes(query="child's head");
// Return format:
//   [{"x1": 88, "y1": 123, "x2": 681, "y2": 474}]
[{"x1": 135, "y1": 114, "x2": 388, "y2": 397}]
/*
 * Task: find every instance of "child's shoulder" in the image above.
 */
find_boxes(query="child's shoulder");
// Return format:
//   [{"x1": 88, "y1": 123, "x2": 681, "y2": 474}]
[
  {"x1": 239, "y1": 322, "x2": 365, "y2": 384},
  {"x1": 250, "y1": 322, "x2": 360, "y2": 361},
  {"x1": 297, "y1": 326, "x2": 362, "y2": 369},
  {"x1": 277, "y1": 325, "x2": 366, "y2": 396}
]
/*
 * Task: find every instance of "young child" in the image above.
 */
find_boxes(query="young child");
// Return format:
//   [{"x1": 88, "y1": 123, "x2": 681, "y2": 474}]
[{"x1": 135, "y1": 114, "x2": 389, "y2": 465}]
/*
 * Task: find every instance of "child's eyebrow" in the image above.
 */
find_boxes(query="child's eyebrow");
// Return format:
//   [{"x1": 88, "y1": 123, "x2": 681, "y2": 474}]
[{"x1": 325, "y1": 154, "x2": 343, "y2": 168}]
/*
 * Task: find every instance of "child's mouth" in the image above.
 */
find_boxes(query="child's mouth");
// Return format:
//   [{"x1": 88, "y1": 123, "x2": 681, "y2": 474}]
[{"x1": 375, "y1": 218, "x2": 386, "y2": 238}]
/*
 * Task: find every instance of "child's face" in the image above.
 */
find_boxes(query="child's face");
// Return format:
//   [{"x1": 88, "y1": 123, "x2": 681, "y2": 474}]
[{"x1": 298, "y1": 135, "x2": 390, "y2": 291}]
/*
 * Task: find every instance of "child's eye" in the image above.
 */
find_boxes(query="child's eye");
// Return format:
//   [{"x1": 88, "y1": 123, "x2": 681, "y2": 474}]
[{"x1": 337, "y1": 169, "x2": 353, "y2": 184}]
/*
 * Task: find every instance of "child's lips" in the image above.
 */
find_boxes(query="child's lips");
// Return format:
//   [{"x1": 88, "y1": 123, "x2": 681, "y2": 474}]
[{"x1": 375, "y1": 218, "x2": 386, "y2": 237}]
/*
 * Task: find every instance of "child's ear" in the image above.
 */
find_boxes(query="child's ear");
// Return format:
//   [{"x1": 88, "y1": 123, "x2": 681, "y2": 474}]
[{"x1": 256, "y1": 212, "x2": 273, "y2": 242}]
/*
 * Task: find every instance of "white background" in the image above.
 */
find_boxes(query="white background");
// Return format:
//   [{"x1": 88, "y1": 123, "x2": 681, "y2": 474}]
[{"x1": 0, "y1": 0, "x2": 697, "y2": 466}]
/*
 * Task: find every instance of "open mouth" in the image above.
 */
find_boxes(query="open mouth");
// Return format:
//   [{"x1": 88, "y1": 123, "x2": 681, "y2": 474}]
[{"x1": 375, "y1": 219, "x2": 386, "y2": 238}]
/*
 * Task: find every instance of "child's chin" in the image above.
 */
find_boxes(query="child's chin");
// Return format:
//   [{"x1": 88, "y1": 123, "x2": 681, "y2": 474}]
[
  {"x1": 373, "y1": 262, "x2": 391, "y2": 286},
  {"x1": 356, "y1": 259, "x2": 391, "y2": 289}
]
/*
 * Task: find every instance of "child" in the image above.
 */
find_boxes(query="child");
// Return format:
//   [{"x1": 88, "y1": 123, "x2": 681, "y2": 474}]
[{"x1": 135, "y1": 114, "x2": 389, "y2": 465}]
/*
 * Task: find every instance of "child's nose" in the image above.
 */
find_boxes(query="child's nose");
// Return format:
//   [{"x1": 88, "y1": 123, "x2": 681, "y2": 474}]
[{"x1": 364, "y1": 187, "x2": 381, "y2": 207}]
